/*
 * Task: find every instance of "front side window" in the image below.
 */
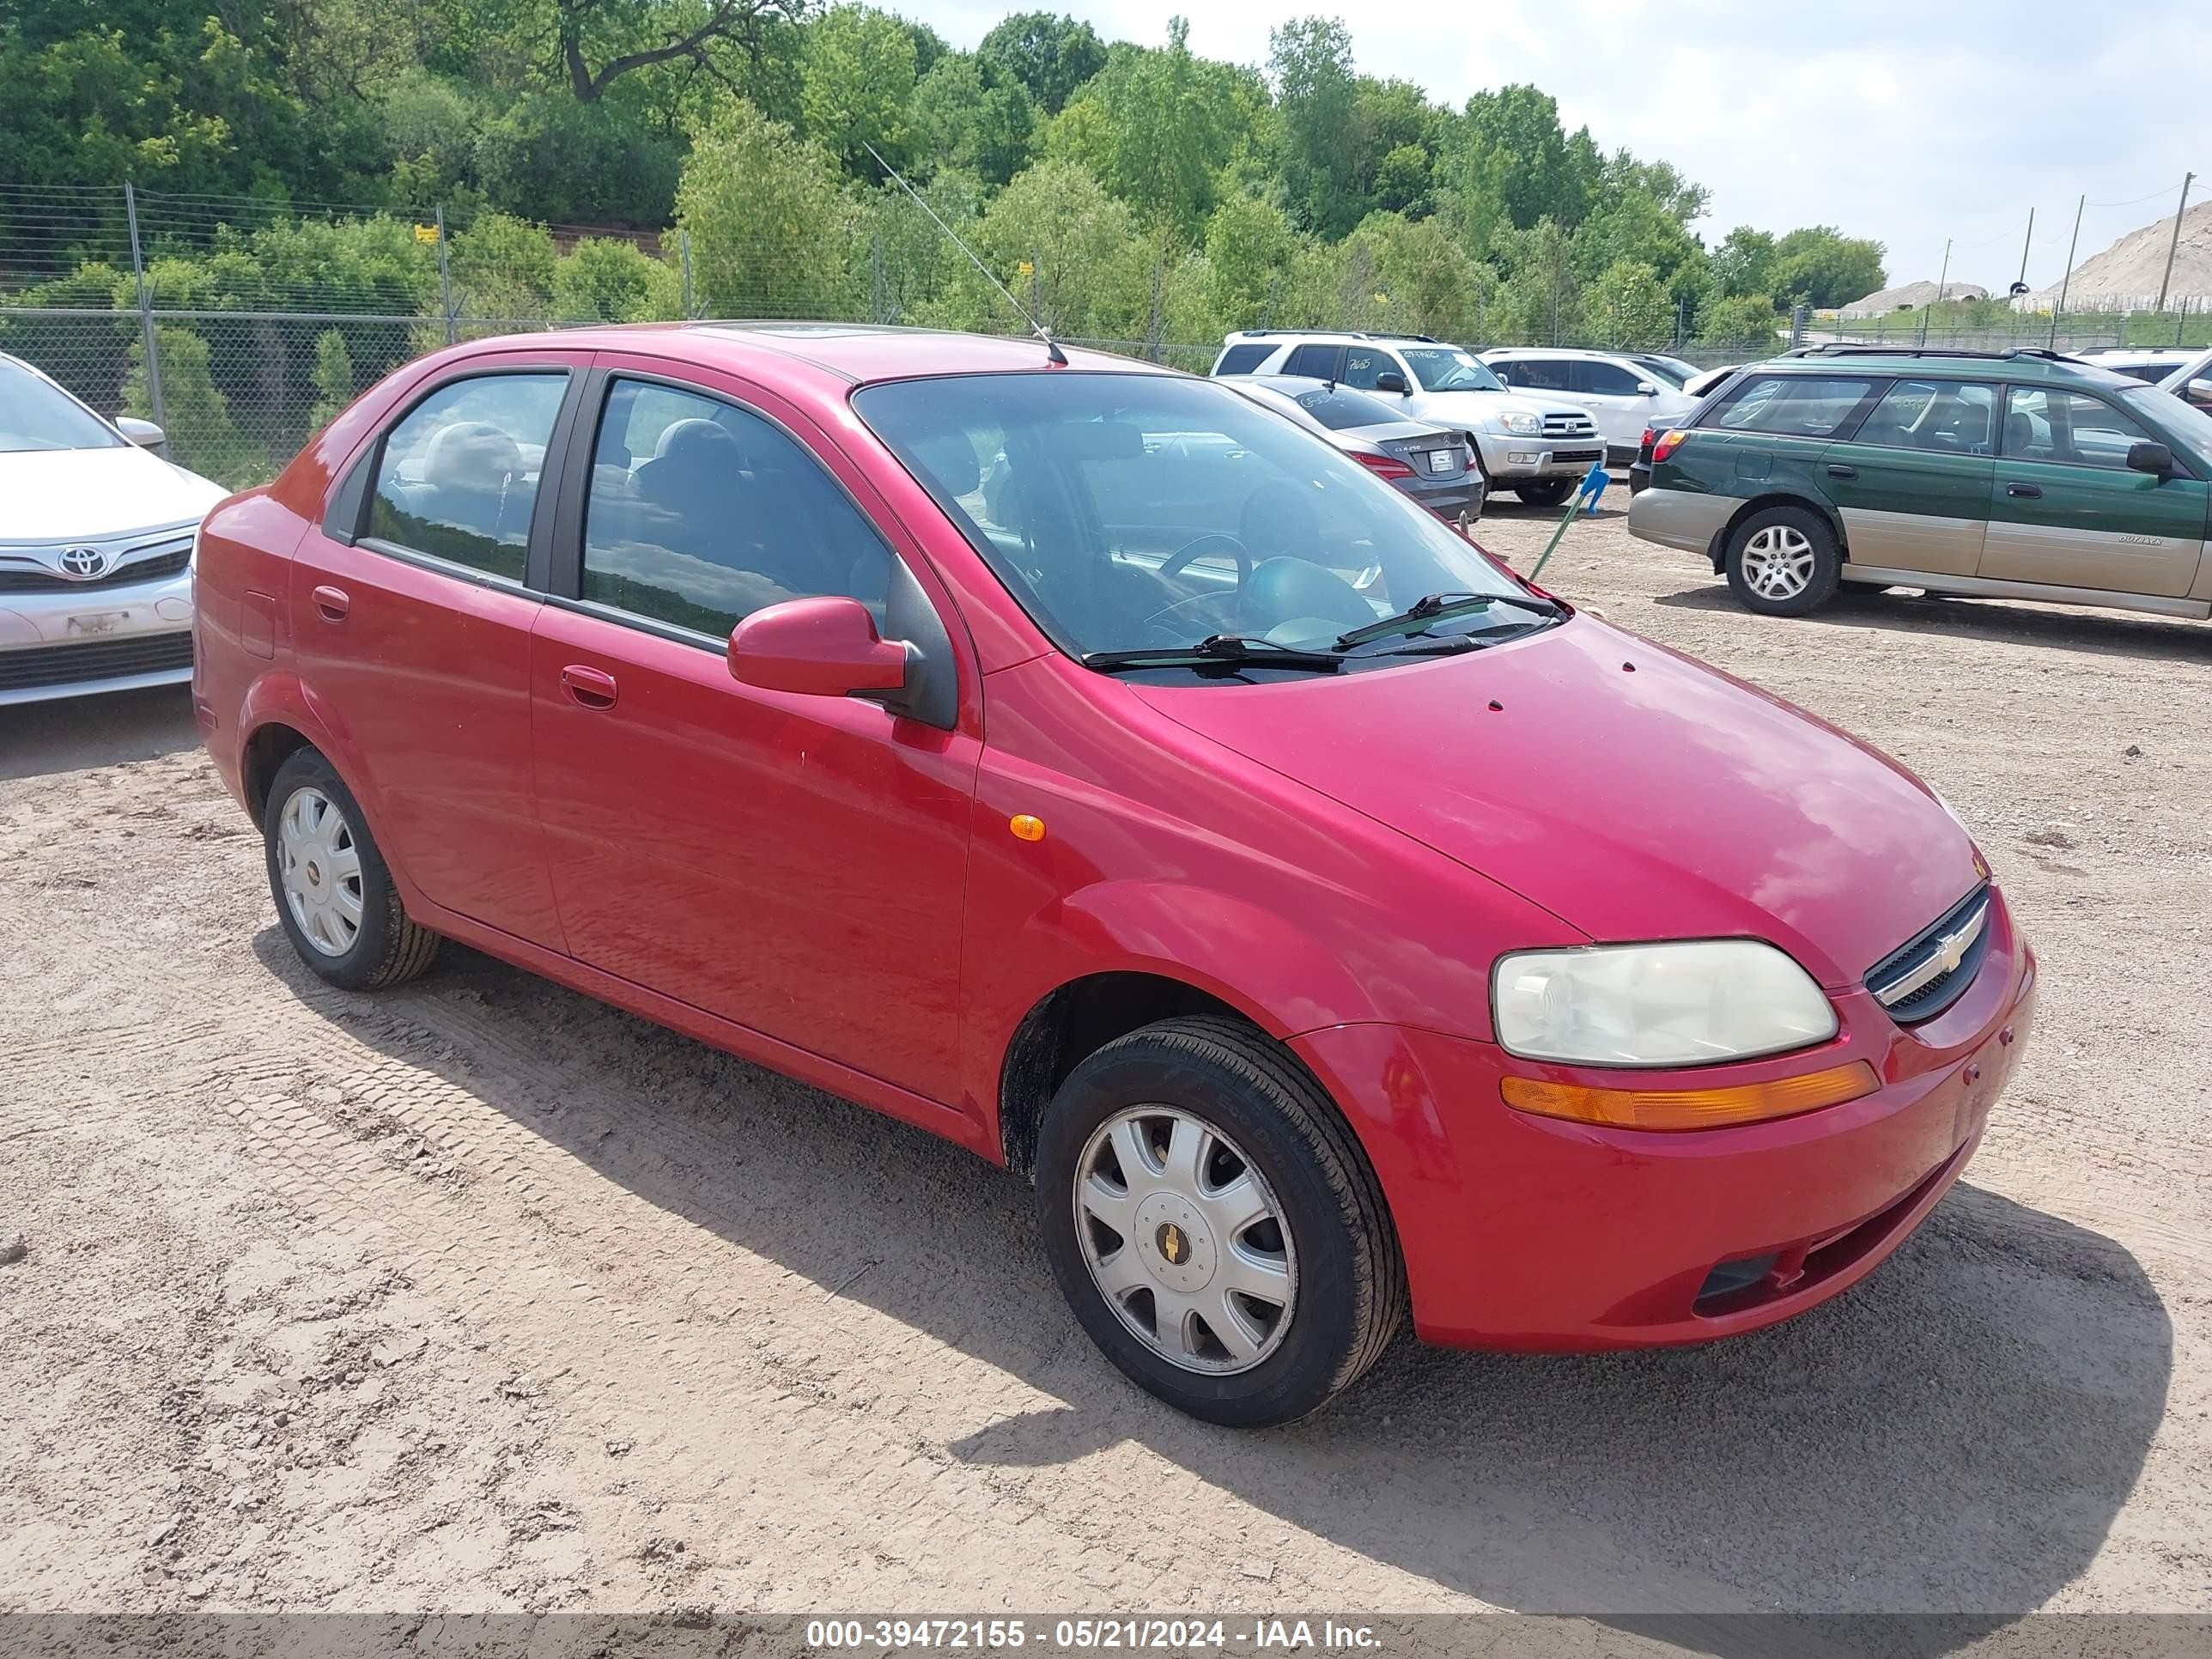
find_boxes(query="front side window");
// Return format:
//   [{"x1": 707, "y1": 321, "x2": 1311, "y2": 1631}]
[
  {"x1": 580, "y1": 378, "x2": 891, "y2": 641},
  {"x1": 1573, "y1": 360, "x2": 1645, "y2": 397},
  {"x1": 2002, "y1": 387, "x2": 2156, "y2": 470},
  {"x1": 0, "y1": 359, "x2": 124, "y2": 453},
  {"x1": 1852, "y1": 380, "x2": 1996, "y2": 454},
  {"x1": 368, "y1": 373, "x2": 568, "y2": 579},
  {"x1": 855, "y1": 373, "x2": 1529, "y2": 667},
  {"x1": 1716, "y1": 374, "x2": 1878, "y2": 439},
  {"x1": 1496, "y1": 357, "x2": 1572, "y2": 392},
  {"x1": 1401, "y1": 348, "x2": 1504, "y2": 392},
  {"x1": 1340, "y1": 347, "x2": 1402, "y2": 390}
]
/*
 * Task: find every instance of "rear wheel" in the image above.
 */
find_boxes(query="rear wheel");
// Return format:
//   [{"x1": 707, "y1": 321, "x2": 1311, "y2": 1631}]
[
  {"x1": 1036, "y1": 1016, "x2": 1406, "y2": 1427},
  {"x1": 1514, "y1": 478, "x2": 1573, "y2": 508},
  {"x1": 263, "y1": 749, "x2": 439, "y2": 990},
  {"x1": 1724, "y1": 505, "x2": 1841, "y2": 617}
]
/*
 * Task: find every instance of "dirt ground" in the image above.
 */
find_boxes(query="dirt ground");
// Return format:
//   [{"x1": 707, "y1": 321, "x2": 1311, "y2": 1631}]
[{"x1": 3, "y1": 486, "x2": 2209, "y2": 1638}]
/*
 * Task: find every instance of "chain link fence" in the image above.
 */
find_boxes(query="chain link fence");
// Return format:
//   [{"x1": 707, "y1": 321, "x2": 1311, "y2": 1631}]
[{"x1": 1, "y1": 182, "x2": 1784, "y2": 489}]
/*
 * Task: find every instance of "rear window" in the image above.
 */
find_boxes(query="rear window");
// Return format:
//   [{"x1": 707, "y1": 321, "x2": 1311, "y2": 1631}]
[
  {"x1": 1214, "y1": 343, "x2": 1273, "y2": 376},
  {"x1": 1286, "y1": 385, "x2": 1406, "y2": 430},
  {"x1": 1714, "y1": 374, "x2": 1879, "y2": 439}
]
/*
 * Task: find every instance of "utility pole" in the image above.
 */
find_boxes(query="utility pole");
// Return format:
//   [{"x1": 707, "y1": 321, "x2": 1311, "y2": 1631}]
[
  {"x1": 2014, "y1": 207, "x2": 2035, "y2": 296},
  {"x1": 435, "y1": 205, "x2": 456, "y2": 347},
  {"x1": 1921, "y1": 239, "x2": 1949, "y2": 347},
  {"x1": 2154, "y1": 172, "x2": 2195, "y2": 314},
  {"x1": 2051, "y1": 193, "x2": 2085, "y2": 349}
]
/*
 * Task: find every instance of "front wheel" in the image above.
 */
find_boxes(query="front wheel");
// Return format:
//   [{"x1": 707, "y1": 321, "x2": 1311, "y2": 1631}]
[
  {"x1": 1514, "y1": 478, "x2": 1574, "y2": 508},
  {"x1": 1035, "y1": 1017, "x2": 1406, "y2": 1427},
  {"x1": 1724, "y1": 505, "x2": 1841, "y2": 617}
]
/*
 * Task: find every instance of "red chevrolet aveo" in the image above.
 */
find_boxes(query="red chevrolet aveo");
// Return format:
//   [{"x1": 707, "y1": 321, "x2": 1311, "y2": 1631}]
[{"x1": 194, "y1": 324, "x2": 2035, "y2": 1425}]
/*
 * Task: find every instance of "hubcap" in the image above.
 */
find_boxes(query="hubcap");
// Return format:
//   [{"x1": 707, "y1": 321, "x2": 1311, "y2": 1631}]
[
  {"x1": 1073, "y1": 1107, "x2": 1297, "y2": 1375},
  {"x1": 1742, "y1": 524, "x2": 1816, "y2": 599},
  {"x1": 277, "y1": 786, "x2": 363, "y2": 957}
]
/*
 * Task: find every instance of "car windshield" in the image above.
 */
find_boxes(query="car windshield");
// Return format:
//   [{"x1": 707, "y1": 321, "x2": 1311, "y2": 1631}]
[
  {"x1": 1634, "y1": 357, "x2": 1695, "y2": 388},
  {"x1": 1284, "y1": 384, "x2": 1406, "y2": 431},
  {"x1": 855, "y1": 373, "x2": 1528, "y2": 668},
  {"x1": 1399, "y1": 349, "x2": 1504, "y2": 392},
  {"x1": 2124, "y1": 384, "x2": 2212, "y2": 469},
  {"x1": 0, "y1": 360, "x2": 123, "y2": 453}
]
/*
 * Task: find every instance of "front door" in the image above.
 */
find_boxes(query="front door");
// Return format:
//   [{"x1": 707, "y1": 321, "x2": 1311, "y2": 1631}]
[
  {"x1": 527, "y1": 364, "x2": 979, "y2": 1104},
  {"x1": 290, "y1": 356, "x2": 581, "y2": 947},
  {"x1": 1819, "y1": 377, "x2": 1995, "y2": 579},
  {"x1": 1984, "y1": 386, "x2": 2210, "y2": 597},
  {"x1": 1567, "y1": 358, "x2": 1656, "y2": 452}
]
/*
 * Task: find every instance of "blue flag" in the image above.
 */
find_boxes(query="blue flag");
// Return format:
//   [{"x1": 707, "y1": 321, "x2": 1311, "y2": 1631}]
[{"x1": 1576, "y1": 460, "x2": 1612, "y2": 509}]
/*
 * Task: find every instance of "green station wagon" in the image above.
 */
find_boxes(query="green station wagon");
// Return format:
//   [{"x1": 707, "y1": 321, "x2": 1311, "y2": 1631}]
[{"x1": 1627, "y1": 346, "x2": 2212, "y2": 619}]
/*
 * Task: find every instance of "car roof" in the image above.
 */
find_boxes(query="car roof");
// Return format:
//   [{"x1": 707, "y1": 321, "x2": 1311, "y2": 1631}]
[
  {"x1": 1480, "y1": 346, "x2": 1630, "y2": 360},
  {"x1": 1221, "y1": 331, "x2": 1440, "y2": 346},
  {"x1": 1749, "y1": 345, "x2": 2139, "y2": 388},
  {"x1": 456, "y1": 321, "x2": 1182, "y2": 388}
]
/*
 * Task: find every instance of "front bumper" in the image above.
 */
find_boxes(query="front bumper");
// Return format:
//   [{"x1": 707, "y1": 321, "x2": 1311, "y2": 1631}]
[
  {"x1": 0, "y1": 563, "x2": 196, "y2": 706},
  {"x1": 1475, "y1": 433, "x2": 1605, "y2": 479},
  {"x1": 1292, "y1": 890, "x2": 2036, "y2": 1351}
]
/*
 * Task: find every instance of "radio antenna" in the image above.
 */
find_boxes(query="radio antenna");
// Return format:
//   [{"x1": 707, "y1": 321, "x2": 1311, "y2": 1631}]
[{"x1": 863, "y1": 141, "x2": 1067, "y2": 365}]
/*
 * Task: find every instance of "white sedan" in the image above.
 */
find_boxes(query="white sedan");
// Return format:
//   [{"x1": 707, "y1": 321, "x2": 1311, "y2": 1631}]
[{"x1": 0, "y1": 351, "x2": 228, "y2": 705}]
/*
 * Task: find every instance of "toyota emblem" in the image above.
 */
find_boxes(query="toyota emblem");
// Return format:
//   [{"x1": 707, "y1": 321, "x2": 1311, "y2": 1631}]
[{"x1": 58, "y1": 546, "x2": 111, "y2": 580}]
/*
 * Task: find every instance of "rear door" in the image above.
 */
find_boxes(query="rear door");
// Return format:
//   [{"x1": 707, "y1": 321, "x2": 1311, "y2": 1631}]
[
  {"x1": 294, "y1": 353, "x2": 586, "y2": 947},
  {"x1": 1698, "y1": 371, "x2": 1884, "y2": 501},
  {"x1": 1818, "y1": 377, "x2": 1995, "y2": 578},
  {"x1": 1983, "y1": 386, "x2": 2209, "y2": 597}
]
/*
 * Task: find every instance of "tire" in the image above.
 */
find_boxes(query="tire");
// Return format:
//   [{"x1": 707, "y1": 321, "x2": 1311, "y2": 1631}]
[
  {"x1": 1723, "y1": 503, "x2": 1841, "y2": 617},
  {"x1": 1514, "y1": 478, "x2": 1573, "y2": 508},
  {"x1": 1035, "y1": 1015, "x2": 1406, "y2": 1427},
  {"x1": 263, "y1": 748, "x2": 439, "y2": 991}
]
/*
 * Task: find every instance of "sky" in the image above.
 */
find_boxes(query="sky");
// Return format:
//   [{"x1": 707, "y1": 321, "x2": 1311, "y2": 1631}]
[{"x1": 905, "y1": 0, "x2": 2212, "y2": 295}]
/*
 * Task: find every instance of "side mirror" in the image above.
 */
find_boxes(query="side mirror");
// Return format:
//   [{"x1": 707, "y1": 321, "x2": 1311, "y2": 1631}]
[
  {"x1": 116, "y1": 416, "x2": 167, "y2": 450},
  {"x1": 1634, "y1": 382, "x2": 1660, "y2": 397},
  {"x1": 728, "y1": 595, "x2": 908, "y2": 701},
  {"x1": 1374, "y1": 371, "x2": 1410, "y2": 395},
  {"x1": 2126, "y1": 441, "x2": 2176, "y2": 477}
]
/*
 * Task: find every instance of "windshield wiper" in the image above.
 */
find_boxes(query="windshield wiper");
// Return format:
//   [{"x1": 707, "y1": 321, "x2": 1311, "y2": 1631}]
[
  {"x1": 1083, "y1": 633, "x2": 1345, "y2": 673},
  {"x1": 1334, "y1": 591, "x2": 1561, "y2": 651}
]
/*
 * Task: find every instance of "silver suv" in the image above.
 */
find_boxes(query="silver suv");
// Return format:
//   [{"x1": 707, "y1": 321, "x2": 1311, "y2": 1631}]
[{"x1": 1210, "y1": 332, "x2": 1603, "y2": 507}]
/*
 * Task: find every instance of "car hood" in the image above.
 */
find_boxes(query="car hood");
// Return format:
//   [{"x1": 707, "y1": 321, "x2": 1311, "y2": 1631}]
[
  {"x1": 1131, "y1": 617, "x2": 1983, "y2": 987},
  {"x1": 0, "y1": 446, "x2": 228, "y2": 545},
  {"x1": 1407, "y1": 389, "x2": 1590, "y2": 428}
]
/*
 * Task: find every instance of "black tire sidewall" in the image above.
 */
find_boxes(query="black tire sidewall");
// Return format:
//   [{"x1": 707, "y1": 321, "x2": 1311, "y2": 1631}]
[
  {"x1": 1036, "y1": 1034, "x2": 1370, "y2": 1427},
  {"x1": 262, "y1": 750, "x2": 403, "y2": 991},
  {"x1": 1725, "y1": 504, "x2": 1840, "y2": 617},
  {"x1": 1515, "y1": 479, "x2": 1572, "y2": 507}
]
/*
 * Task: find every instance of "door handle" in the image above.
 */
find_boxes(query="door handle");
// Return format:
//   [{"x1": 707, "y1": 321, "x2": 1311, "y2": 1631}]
[
  {"x1": 1826, "y1": 463, "x2": 1857, "y2": 479},
  {"x1": 2006, "y1": 482, "x2": 2043, "y2": 499},
  {"x1": 311, "y1": 584, "x2": 350, "y2": 622},
  {"x1": 560, "y1": 663, "x2": 618, "y2": 709}
]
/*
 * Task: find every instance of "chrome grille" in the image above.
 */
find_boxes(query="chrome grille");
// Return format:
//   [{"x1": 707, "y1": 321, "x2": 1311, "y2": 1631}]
[
  {"x1": 1865, "y1": 885, "x2": 1990, "y2": 1024},
  {"x1": 0, "y1": 544, "x2": 192, "y2": 592},
  {"x1": 1540, "y1": 413, "x2": 1597, "y2": 438}
]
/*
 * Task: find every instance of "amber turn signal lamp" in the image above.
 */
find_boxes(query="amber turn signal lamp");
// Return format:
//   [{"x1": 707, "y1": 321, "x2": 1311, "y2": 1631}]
[
  {"x1": 1009, "y1": 814, "x2": 1047, "y2": 842},
  {"x1": 1501, "y1": 1060, "x2": 1879, "y2": 1132}
]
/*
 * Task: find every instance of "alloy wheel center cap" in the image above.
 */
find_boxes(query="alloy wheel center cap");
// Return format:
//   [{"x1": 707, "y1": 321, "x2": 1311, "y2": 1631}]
[
  {"x1": 1132, "y1": 1192, "x2": 1215, "y2": 1292},
  {"x1": 304, "y1": 860, "x2": 323, "y2": 889}
]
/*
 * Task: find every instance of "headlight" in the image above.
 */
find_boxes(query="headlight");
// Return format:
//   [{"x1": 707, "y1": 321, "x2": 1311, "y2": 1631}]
[
  {"x1": 1499, "y1": 411, "x2": 1540, "y2": 435},
  {"x1": 1492, "y1": 940, "x2": 1838, "y2": 1066}
]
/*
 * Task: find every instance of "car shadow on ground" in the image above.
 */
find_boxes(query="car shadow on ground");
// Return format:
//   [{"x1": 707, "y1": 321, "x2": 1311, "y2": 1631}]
[
  {"x1": 0, "y1": 684, "x2": 200, "y2": 782},
  {"x1": 252, "y1": 929, "x2": 2169, "y2": 1654},
  {"x1": 1654, "y1": 581, "x2": 2212, "y2": 665}
]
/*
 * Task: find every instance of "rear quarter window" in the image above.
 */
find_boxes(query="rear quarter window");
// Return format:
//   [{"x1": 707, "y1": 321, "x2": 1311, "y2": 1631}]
[
  {"x1": 1716, "y1": 374, "x2": 1879, "y2": 440},
  {"x1": 1214, "y1": 343, "x2": 1273, "y2": 376}
]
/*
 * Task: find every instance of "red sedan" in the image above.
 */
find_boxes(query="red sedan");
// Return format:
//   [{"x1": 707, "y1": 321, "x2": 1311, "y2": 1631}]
[{"x1": 192, "y1": 325, "x2": 2035, "y2": 1427}]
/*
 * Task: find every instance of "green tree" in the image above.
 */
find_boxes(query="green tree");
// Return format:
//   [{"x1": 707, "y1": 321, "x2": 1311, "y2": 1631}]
[
  {"x1": 1042, "y1": 20, "x2": 1262, "y2": 240},
  {"x1": 1588, "y1": 258, "x2": 1671, "y2": 348},
  {"x1": 550, "y1": 0, "x2": 807, "y2": 104},
  {"x1": 125, "y1": 325, "x2": 265, "y2": 487},
  {"x1": 551, "y1": 234, "x2": 681, "y2": 319},
  {"x1": 1491, "y1": 217, "x2": 1582, "y2": 343},
  {"x1": 855, "y1": 169, "x2": 982, "y2": 322},
  {"x1": 1772, "y1": 227, "x2": 1886, "y2": 308},
  {"x1": 1270, "y1": 17, "x2": 1360, "y2": 239},
  {"x1": 1711, "y1": 228, "x2": 1778, "y2": 299},
  {"x1": 1338, "y1": 211, "x2": 1478, "y2": 339},
  {"x1": 1454, "y1": 85, "x2": 1594, "y2": 234},
  {"x1": 930, "y1": 158, "x2": 1146, "y2": 338},
  {"x1": 1699, "y1": 292, "x2": 1782, "y2": 348},
  {"x1": 471, "y1": 90, "x2": 684, "y2": 228},
  {"x1": 448, "y1": 211, "x2": 557, "y2": 317},
  {"x1": 801, "y1": 4, "x2": 918, "y2": 175},
  {"x1": 978, "y1": 10, "x2": 1107, "y2": 115},
  {"x1": 1201, "y1": 194, "x2": 1324, "y2": 331},
  {"x1": 307, "y1": 329, "x2": 358, "y2": 428},
  {"x1": 907, "y1": 51, "x2": 1035, "y2": 185},
  {"x1": 676, "y1": 99, "x2": 856, "y2": 318}
]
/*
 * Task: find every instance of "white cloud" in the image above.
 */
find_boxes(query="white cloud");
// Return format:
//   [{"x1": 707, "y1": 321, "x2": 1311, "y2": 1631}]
[{"x1": 906, "y1": 0, "x2": 2212, "y2": 294}]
